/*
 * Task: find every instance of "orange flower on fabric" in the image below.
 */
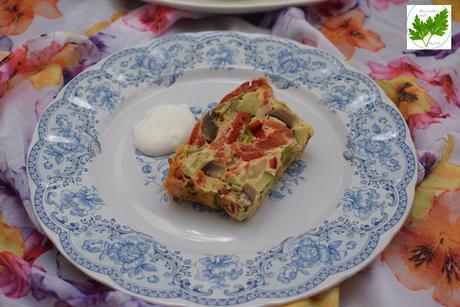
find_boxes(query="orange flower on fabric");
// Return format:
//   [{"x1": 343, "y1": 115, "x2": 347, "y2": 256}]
[
  {"x1": 377, "y1": 75, "x2": 435, "y2": 119},
  {"x1": 320, "y1": 9, "x2": 385, "y2": 59},
  {"x1": 0, "y1": 218, "x2": 24, "y2": 257},
  {"x1": 383, "y1": 188, "x2": 460, "y2": 306},
  {"x1": 84, "y1": 11, "x2": 126, "y2": 37},
  {"x1": 376, "y1": 75, "x2": 447, "y2": 136},
  {"x1": 411, "y1": 134, "x2": 460, "y2": 220},
  {"x1": 0, "y1": 0, "x2": 61, "y2": 36}
]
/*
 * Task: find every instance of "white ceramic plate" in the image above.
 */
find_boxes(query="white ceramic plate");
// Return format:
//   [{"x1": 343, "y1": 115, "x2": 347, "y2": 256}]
[
  {"x1": 143, "y1": 0, "x2": 322, "y2": 14},
  {"x1": 27, "y1": 32, "x2": 417, "y2": 306}
]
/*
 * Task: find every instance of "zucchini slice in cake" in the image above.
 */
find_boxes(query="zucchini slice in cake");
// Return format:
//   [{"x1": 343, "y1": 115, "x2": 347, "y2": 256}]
[{"x1": 164, "y1": 78, "x2": 313, "y2": 221}]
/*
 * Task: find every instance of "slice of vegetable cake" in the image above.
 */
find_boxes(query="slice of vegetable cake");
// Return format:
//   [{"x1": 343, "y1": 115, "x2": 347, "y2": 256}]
[{"x1": 164, "y1": 78, "x2": 313, "y2": 221}]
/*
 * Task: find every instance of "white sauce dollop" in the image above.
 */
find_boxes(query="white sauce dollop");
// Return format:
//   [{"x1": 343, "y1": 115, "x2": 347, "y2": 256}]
[{"x1": 134, "y1": 104, "x2": 196, "y2": 156}]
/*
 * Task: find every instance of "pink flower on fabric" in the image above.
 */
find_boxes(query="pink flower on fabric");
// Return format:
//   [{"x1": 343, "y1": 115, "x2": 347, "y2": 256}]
[
  {"x1": 0, "y1": 40, "x2": 64, "y2": 97},
  {"x1": 0, "y1": 251, "x2": 33, "y2": 298},
  {"x1": 368, "y1": 56, "x2": 435, "y2": 81},
  {"x1": 0, "y1": 232, "x2": 48, "y2": 299},
  {"x1": 407, "y1": 113, "x2": 443, "y2": 132},
  {"x1": 429, "y1": 67, "x2": 460, "y2": 108},
  {"x1": 368, "y1": 0, "x2": 407, "y2": 11},
  {"x1": 24, "y1": 232, "x2": 52, "y2": 263},
  {"x1": 0, "y1": 45, "x2": 27, "y2": 84},
  {"x1": 406, "y1": 99, "x2": 448, "y2": 138},
  {"x1": 122, "y1": 4, "x2": 159, "y2": 32},
  {"x1": 122, "y1": 5, "x2": 202, "y2": 34}
]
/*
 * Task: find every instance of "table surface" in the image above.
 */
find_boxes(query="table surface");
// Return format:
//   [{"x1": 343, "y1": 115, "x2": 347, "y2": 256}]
[{"x1": 0, "y1": 1, "x2": 458, "y2": 306}]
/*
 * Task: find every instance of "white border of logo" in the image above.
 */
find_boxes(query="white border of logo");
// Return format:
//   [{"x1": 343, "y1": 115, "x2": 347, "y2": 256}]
[{"x1": 407, "y1": 5, "x2": 452, "y2": 50}]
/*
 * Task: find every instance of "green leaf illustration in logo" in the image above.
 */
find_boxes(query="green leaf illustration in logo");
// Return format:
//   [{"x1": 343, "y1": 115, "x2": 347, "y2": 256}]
[{"x1": 409, "y1": 8, "x2": 449, "y2": 47}]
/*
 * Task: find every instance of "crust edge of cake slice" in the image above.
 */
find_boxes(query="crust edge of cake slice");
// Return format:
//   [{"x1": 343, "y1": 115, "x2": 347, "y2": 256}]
[{"x1": 164, "y1": 77, "x2": 313, "y2": 221}]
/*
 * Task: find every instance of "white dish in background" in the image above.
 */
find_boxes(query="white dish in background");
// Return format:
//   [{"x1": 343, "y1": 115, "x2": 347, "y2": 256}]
[
  {"x1": 27, "y1": 32, "x2": 417, "y2": 306},
  {"x1": 143, "y1": 0, "x2": 322, "y2": 14}
]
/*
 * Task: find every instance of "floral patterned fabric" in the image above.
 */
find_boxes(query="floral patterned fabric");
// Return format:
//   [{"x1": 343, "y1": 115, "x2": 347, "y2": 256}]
[{"x1": 0, "y1": 0, "x2": 458, "y2": 306}]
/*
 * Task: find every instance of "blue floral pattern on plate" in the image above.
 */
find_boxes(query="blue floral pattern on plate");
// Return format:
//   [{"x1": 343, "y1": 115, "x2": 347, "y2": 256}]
[
  {"x1": 196, "y1": 255, "x2": 243, "y2": 289},
  {"x1": 27, "y1": 32, "x2": 417, "y2": 306}
]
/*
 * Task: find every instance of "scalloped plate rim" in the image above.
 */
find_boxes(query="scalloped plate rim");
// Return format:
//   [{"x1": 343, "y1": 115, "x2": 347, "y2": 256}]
[{"x1": 26, "y1": 31, "x2": 417, "y2": 307}]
